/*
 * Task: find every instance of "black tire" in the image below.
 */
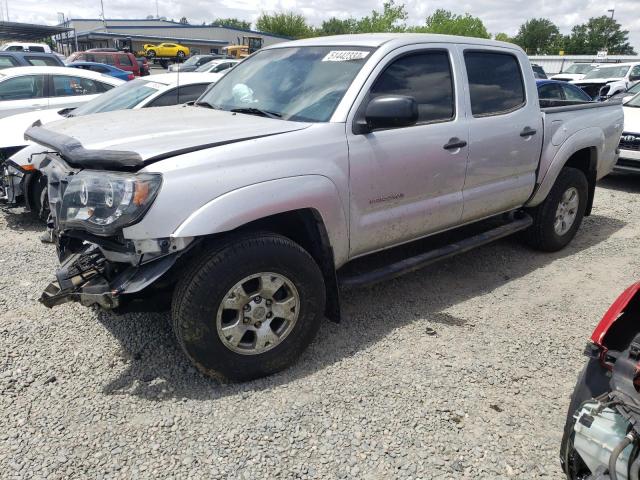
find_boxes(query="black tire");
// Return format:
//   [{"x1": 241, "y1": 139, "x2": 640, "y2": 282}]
[
  {"x1": 176, "y1": 50, "x2": 185, "y2": 59},
  {"x1": 522, "y1": 167, "x2": 588, "y2": 252},
  {"x1": 28, "y1": 173, "x2": 49, "y2": 221},
  {"x1": 146, "y1": 50, "x2": 156, "y2": 58},
  {"x1": 172, "y1": 233, "x2": 325, "y2": 382}
]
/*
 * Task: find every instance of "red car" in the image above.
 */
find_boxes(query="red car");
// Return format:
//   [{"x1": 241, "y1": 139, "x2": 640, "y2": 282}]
[
  {"x1": 561, "y1": 282, "x2": 640, "y2": 479},
  {"x1": 66, "y1": 51, "x2": 141, "y2": 76}
]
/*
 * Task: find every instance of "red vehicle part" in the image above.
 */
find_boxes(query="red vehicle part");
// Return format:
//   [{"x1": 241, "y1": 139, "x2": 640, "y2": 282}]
[{"x1": 591, "y1": 282, "x2": 640, "y2": 347}]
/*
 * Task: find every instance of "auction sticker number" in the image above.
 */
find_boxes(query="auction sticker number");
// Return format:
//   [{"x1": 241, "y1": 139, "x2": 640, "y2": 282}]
[{"x1": 322, "y1": 50, "x2": 370, "y2": 62}]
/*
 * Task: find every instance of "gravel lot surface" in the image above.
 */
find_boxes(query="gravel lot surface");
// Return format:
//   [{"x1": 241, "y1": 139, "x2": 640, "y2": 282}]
[{"x1": 1, "y1": 175, "x2": 639, "y2": 479}]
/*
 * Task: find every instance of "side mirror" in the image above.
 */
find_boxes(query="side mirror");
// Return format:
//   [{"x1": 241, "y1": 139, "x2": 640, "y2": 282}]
[{"x1": 355, "y1": 95, "x2": 418, "y2": 134}]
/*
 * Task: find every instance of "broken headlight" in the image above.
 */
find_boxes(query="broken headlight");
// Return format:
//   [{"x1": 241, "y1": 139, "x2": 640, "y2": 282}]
[{"x1": 59, "y1": 171, "x2": 162, "y2": 235}]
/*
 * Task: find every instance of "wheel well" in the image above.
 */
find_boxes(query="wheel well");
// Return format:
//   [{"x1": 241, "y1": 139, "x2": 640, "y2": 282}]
[
  {"x1": 564, "y1": 147, "x2": 597, "y2": 216},
  {"x1": 234, "y1": 209, "x2": 341, "y2": 322}
]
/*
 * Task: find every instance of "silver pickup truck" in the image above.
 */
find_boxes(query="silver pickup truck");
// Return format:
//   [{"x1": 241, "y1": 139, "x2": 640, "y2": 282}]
[{"x1": 18, "y1": 34, "x2": 623, "y2": 381}]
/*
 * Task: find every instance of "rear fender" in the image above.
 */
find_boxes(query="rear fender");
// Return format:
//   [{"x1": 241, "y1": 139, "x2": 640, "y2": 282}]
[
  {"x1": 171, "y1": 175, "x2": 349, "y2": 267},
  {"x1": 526, "y1": 128, "x2": 603, "y2": 207}
]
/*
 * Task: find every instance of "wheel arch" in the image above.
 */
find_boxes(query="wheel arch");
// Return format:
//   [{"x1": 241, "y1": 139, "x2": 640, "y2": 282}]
[
  {"x1": 526, "y1": 129, "x2": 602, "y2": 213},
  {"x1": 171, "y1": 176, "x2": 349, "y2": 321}
]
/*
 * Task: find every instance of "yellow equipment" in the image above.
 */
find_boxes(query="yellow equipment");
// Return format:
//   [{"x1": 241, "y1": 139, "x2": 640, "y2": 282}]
[{"x1": 223, "y1": 36, "x2": 263, "y2": 59}]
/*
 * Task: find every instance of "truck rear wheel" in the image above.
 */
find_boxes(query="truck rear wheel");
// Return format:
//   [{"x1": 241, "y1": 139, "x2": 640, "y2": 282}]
[
  {"x1": 523, "y1": 167, "x2": 588, "y2": 252},
  {"x1": 172, "y1": 233, "x2": 325, "y2": 381}
]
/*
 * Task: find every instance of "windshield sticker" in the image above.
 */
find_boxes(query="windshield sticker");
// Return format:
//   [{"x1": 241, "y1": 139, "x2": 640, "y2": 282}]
[{"x1": 322, "y1": 50, "x2": 370, "y2": 62}]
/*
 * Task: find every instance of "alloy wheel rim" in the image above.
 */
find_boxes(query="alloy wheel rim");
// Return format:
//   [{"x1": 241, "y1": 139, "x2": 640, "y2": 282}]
[
  {"x1": 554, "y1": 187, "x2": 579, "y2": 236},
  {"x1": 216, "y1": 272, "x2": 300, "y2": 355}
]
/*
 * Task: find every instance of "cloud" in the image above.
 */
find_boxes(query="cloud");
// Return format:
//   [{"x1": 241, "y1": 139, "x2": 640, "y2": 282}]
[{"x1": 6, "y1": 0, "x2": 640, "y2": 49}]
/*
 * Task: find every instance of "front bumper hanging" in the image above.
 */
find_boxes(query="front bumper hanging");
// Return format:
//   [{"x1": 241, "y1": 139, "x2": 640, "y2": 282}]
[{"x1": 40, "y1": 245, "x2": 180, "y2": 309}]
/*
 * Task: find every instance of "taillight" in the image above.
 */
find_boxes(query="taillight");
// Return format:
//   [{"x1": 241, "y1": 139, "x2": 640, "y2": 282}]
[{"x1": 127, "y1": 73, "x2": 135, "y2": 81}]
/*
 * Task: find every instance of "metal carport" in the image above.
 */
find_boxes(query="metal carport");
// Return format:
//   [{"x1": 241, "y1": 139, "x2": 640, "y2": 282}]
[{"x1": 0, "y1": 21, "x2": 71, "y2": 41}]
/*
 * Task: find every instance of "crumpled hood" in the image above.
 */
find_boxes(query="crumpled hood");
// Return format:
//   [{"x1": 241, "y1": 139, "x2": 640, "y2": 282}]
[{"x1": 35, "y1": 105, "x2": 311, "y2": 163}]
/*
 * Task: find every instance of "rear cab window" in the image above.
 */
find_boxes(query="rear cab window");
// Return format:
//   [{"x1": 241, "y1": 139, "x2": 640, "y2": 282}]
[{"x1": 464, "y1": 51, "x2": 525, "y2": 116}]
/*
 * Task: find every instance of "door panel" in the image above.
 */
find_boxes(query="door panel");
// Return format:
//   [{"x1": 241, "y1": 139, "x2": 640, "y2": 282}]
[
  {"x1": 347, "y1": 46, "x2": 469, "y2": 257},
  {"x1": 458, "y1": 47, "x2": 543, "y2": 222}
]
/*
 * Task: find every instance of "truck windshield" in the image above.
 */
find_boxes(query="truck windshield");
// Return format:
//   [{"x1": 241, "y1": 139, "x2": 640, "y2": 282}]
[
  {"x1": 198, "y1": 46, "x2": 374, "y2": 122},
  {"x1": 563, "y1": 63, "x2": 594, "y2": 74},
  {"x1": 583, "y1": 65, "x2": 630, "y2": 80},
  {"x1": 70, "y1": 79, "x2": 163, "y2": 116}
]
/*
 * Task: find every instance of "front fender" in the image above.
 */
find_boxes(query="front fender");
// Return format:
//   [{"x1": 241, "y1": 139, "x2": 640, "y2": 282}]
[
  {"x1": 171, "y1": 175, "x2": 349, "y2": 267},
  {"x1": 526, "y1": 127, "x2": 604, "y2": 207}
]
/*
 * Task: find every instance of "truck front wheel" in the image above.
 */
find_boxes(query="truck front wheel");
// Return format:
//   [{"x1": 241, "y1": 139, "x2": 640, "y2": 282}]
[
  {"x1": 523, "y1": 167, "x2": 588, "y2": 252},
  {"x1": 172, "y1": 233, "x2": 325, "y2": 381}
]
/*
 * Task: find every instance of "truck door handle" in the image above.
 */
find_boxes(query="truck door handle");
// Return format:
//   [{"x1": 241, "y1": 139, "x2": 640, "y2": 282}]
[
  {"x1": 443, "y1": 138, "x2": 467, "y2": 150},
  {"x1": 520, "y1": 127, "x2": 537, "y2": 137}
]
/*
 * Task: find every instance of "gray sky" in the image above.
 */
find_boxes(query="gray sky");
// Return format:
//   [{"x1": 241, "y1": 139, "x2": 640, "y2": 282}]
[{"x1": 4, "y1": 0, "x2": 640, "y2": 51}]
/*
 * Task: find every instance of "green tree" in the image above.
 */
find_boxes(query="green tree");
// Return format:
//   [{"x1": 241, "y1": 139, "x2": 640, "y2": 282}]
[
  {"x1": 513, "y1": 18, "x2": 561, "y2": 54},
  {"x1": 212, "y1": 18, "x2": 252, "y2": 30},
  {"x1": 255, "y1": 12, "x2": 312, "y2": 39},
  {"x1": 494, "y1": 32, "x2": 513, "y2": 43},
  {"x1": 318, "y1": 17, "x2": 357, "y2": 36},
  {"x1": 565, "y1": 16, "x2": 635, "y2": 55},
  {"x1": 354, "y1": 1, "x2": 408, "y2": 33},
  {"x1": 412, "y1": 9, "x2": 489, "y2": 38}
]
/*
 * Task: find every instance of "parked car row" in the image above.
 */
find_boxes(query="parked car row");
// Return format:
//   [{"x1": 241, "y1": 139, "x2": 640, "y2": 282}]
[{"x1": 0, "y1": 71, "x2": 223, "y2": 217}]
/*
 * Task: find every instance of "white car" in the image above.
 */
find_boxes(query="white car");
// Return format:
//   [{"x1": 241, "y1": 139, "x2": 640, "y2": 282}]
[
  {"x1": 0, "y1": 42, "x2": 52, "y2": 53},
  {"x1": 0, "y1": 66, "x2": 124, "y2": 119},
  {"x1": 572, "y1": 62, "x2": 640, "y2": 99},
  {"x1": 550, "y1": 62, "x2": 598, "y2": 82},
  {"x1": 0, "y1": 72, "x2": 222, "y2": 217},
  {"x1": 195, "y1": 58, "x2": 240, "y2": 74},
  {"x1": 615, "y1": 92, "x2": 640, "y2": 174}
]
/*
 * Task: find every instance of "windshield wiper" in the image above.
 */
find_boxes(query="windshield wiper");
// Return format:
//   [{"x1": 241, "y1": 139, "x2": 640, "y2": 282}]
[
  {"x1": 230, "y1": 107, "x2": 282, "y2": 119},
  {"x1": 194, "y1": 100, "x2": 218, "y2": 109}
]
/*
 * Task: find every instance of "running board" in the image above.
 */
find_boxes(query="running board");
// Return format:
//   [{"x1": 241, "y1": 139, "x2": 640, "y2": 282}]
[{"x1": 339, "y1": 214, "x2": 533, "y2": 288}]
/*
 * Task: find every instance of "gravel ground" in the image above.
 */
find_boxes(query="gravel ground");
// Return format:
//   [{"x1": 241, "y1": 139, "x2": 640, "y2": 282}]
[{"x1": 1, "y1": 175, "x2": 639, "y2": 479}]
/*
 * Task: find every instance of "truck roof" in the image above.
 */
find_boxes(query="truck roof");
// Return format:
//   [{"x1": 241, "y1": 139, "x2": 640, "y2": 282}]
[{"x1": 266, "y1": 33, "x2": 523, "y2": 52}]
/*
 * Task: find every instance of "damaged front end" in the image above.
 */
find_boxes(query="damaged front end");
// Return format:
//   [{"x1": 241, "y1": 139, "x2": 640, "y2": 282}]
[
  {"x1": 31, "y1": 127, "x2": 192, "y2": 311},
  {"x1": 40, "y1": 242, "x2": 188, "y2": 310}
]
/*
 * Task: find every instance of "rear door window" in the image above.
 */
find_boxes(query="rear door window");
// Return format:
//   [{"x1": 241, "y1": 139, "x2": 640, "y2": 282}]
[
  {"x1": 464, "y1": 51, "x2": 525, "y2": 116},
  {"x1": 562, "y1": 84, "x2": 590, "y2": 102},
  {"x1": 29, "y1": 46, "x2": 46, "y2": 53},
  {"x1": 146, "y1": 83, "x2": 209, "y2": 107},
  {"x1": 0, "y1": 55, "x2": 19, "y2": 69},
  {"x1": 370, "y1": 50, "x2": 455, "y2": 124},
  {"x1": 537, "y1": 83, "x2": 564, "y2": 100},
  {"x1": 26, "y1": 56, "x2": 60, "y2": 67},
  {"x1": 118, "y1": 54, "x2": 133, "y2": 67},
  {"x1": 51, "y1": 75, "x2": 107, "y2": 97},
  {"x1": 0, "y1": 75, "x2": 45, "y2": 99}
]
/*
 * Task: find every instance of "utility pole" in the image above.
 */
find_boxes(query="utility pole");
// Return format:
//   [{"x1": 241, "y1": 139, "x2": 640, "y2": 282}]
[
  {"x1": 608, "y1": 8, "x2": 615, "y2": 20},
  {"x1": 5, "y1": 0, "x2": 10, "y2": 22},
  {"x1": 156, "y1": 0, "x2": 159, "y2": 19}
]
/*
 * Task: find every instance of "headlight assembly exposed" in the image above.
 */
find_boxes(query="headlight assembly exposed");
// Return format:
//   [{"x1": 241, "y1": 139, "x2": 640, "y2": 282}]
[{"x1": 59, "y1": 171, "x2": 161, "y2": 235}]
